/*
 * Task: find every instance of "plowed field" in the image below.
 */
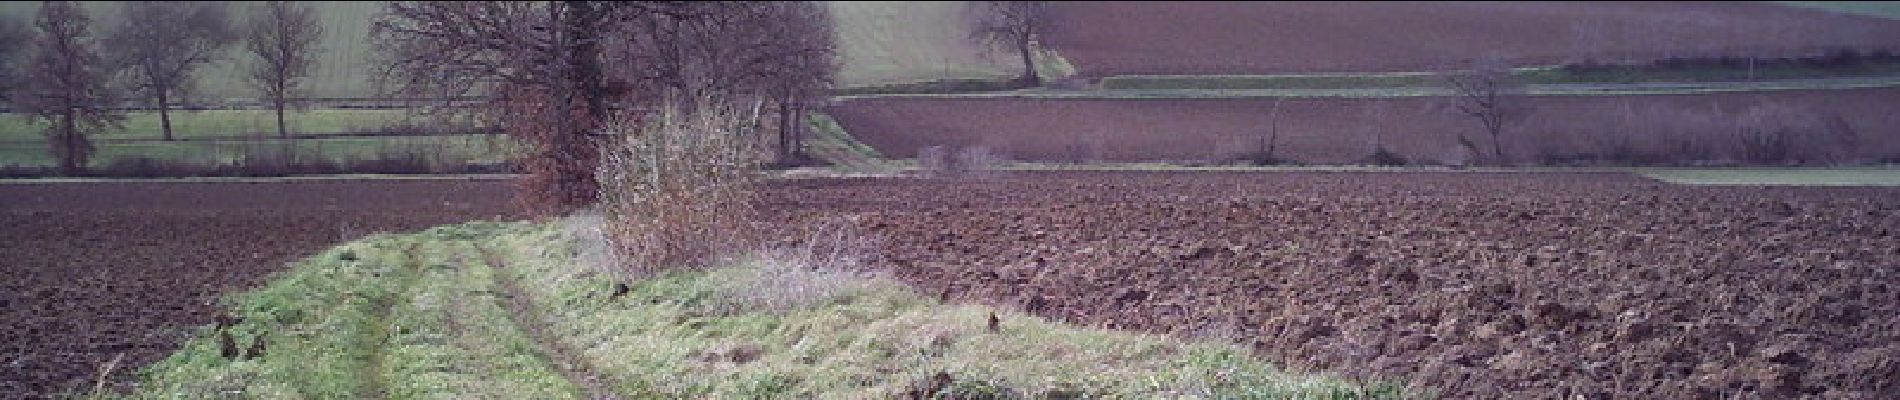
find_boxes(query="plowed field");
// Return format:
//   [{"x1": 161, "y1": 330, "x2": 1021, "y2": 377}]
[
  {"x1": 827, "y1": 87, "x2": 1900, "y2": 164},
  {"x1": 1043, "y1": 1, "x2": 1900, "y2": 76},
  {"x1": 0, "y1": 180, "x2": 515, "y2": 398},
  {"x1": 761, "y1": 171, "x2": 1900, "y2": 399}
]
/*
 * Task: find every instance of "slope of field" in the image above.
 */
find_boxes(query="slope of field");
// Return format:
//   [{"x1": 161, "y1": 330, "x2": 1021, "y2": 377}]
[
  {"x1": 1042, "y1": 1, "x2": 1900, "y2": 76},
  {"x1": 759, "y1": 171, "x2": 1900, "y2": 398},
  {"x1": 829, "y1": 1, "x2": 1018, "y2": 86},
  {"x1": 827, "y1": 87, "x2": 1900, "y2": 165},
  {"x1": 0, "y1": 1, "x2": 383, "y2": 100},
  {"x1": 0, "y1": 179, "x2": 515, "y2": 398},
  {"x1": 0, "y1": 1, "x2": 1008, "y2": 100}
]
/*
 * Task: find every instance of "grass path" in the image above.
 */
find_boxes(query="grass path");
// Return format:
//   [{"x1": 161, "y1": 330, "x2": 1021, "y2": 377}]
[
  {"x1": 127, "y1": 222, "x2": 1405, "y2": 399},
  {"x1": 484, "y1": 245, "x2": 623, "y2": 400}
]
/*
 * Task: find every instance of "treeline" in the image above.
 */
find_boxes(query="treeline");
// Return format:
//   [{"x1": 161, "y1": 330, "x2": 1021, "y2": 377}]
[{"x1": 0, "y1": 1, "x2": 326, "y2": 174}]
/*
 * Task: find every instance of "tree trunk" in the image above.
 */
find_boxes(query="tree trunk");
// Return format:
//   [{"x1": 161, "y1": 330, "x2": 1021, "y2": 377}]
[
  {"x1": 1488, "y1": 119, "x2": 1504, "y2": 163},
  {"x1": 158, "y1": 90, "x2": 174, "y2": 141},
  {"x1": 274, "y1": 96, "x2": 287, "y2": 139},
  {"x1": 60, "y1": 111, "x2": 79, "y2": 175},
  {"x1": 565, "y1": 0, "x2": 606, "y2": 122},
  {"x1": 1017, "y1": 37, "x2": 1039, "y2": 87},
  {"x1": 777, "y1": 99, "x2": 792, "y2": 164},
  {"x1": 792, "y1": 105, "x2": 806, "y2": 159}
]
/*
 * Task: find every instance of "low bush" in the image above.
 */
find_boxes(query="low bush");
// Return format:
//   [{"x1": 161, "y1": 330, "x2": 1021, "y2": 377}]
[
  {"x1": 918, "y1": 145, "x2": 1006, "y2": 176},
  {"x1": 596, "y1": 101, "x2": 767, "y2": 278},
  {"x1": 1362, "y1": 147, "x2": 1409, "y2": 166}
]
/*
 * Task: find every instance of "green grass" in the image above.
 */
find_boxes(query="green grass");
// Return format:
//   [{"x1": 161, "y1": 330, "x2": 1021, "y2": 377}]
[
  {"x1": 126, "y1": 221, "x2": 1409, "y2": 399},
  {"x1": 1634, "y1": 167, "x2": 1900, "y2": 186},
  {"x1": 1098, "y1": 62, "x2": 1900, "y2": 91},
  {"x1": 1771, "y1": 1, "x2": 1900, "y2": 19},
  {"x1": 132, "y1": 224, "x2": 583, "y2": 399},
  {"x1": 0, "y1": 109, "x2": 481, "y2": 142},
  {"x1": 0, "y1": 134, "x2": 516, "y2": 169}
]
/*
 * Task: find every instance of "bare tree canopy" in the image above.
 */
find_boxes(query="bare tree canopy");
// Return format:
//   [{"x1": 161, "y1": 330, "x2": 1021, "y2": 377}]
[
  {"x1": 15, "y1": 0, "x2": 122, "y2": 175},
  {"x1": 243, "y1": 0, "x2": 322, "y2": 138},
  {"x1": 371, "y1": 1, "x2": 840, "y2": 212},
  {"x1": 1444, "y1": 58, "x2": 1529, "y2": 164},
  {"x1": 967, "y1": 0, "x2": 1054, "y2": 86},
  {"x1": 104, "y1": 1, "x2": 236, "y2": 141},
  {"x1": 0, "y1": 14, "x2": 28, "y2": 106}
]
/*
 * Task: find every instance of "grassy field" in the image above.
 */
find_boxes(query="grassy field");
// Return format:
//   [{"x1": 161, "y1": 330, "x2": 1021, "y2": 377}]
[
  {"x1": 0, "y1": 134, "x2": 515, "y2": 170},
  {"x1": 838, "y1": 75, "x2": 1900, "y2": 100},
  {"x1": 0, "y1": 1, "x2": 1029, "y2": 98},
  {"x1": 0, "y1": 109, "x2": 481, "y2": 142},
  {"x1": 1634, "y1": 167, "x2": 1900, "y2": 185},
  {"x1": 1098, "y1": 62, "x2": 1900, "y2": 91},
  {"x1": 126, "y1": 221, "x2": 1403, "y2": 399},
  {"x1": 1772, "y1": 1, "x2": 1900, "y2": 19}
]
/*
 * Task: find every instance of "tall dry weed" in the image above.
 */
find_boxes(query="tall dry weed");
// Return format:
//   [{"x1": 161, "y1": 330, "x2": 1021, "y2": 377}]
[{"x1": 596, "y1": 100, "x2": 769, "y2": 277}]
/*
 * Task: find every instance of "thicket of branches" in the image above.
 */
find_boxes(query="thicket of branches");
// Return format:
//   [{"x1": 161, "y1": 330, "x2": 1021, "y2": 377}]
[{"x1": 371, "y1": 1, "x2": 839, "y2": 214}]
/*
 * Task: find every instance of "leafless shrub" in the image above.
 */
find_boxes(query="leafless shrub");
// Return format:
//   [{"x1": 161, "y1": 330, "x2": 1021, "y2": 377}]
[
  {"x1": 918, "y1": 145, "x2": 1004, "y2": 177},
  {"x1": 1443, "y1": 57, "x2": 1529, "y2": 165},
  {"x1": 956, "y1": 146, "x2": 1004, "y2": 175},
  {"x1": 560, "y1": 209, "x2": 621, "y2": 277},
  {"x1": 917, "y1": 145, "x2": 951, "y2": 174},
  {"x1": 1734, "y1": 102, "x2": 1858, "y2": 165},
  {"x1": 596, "y1": 100, "x2": 768, "y2": 278},
  {"x1": 705, "y1": 218, "x2": 887, "y2": 316}
]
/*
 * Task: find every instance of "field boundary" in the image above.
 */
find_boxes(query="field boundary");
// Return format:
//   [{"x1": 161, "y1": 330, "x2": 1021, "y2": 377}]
[{"x1": 0, "y1": 174, "x2": 522, "y2": 185}]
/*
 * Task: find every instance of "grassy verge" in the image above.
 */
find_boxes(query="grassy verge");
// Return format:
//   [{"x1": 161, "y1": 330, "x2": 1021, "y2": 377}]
[
  {"x1": 126, "y1": 221, "x2": 1407, "y2": 399},
  {"x1": 1634, "y1": 166, "x2": 1900, "y2": 186},
  {"x1": 0, "y1": 134, "x2": 518, "y2": 175},
  {"x1": 1771, "y1": 1, "x2": 1900, "y2": 19},
  {"x1": 0, "y1": 109, "x2": 484, "y2": 142},
  {"x1": 1098, "y1": 61, "x2": 1900, "y2": 91},
  {"x1": 800, "y1": 113, "x2": 908, "y2": 175}
]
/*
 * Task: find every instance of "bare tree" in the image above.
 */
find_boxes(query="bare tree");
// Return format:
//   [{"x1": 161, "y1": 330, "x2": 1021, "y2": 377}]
[
  {"x1": 15, "y1": 1, "x2": 121, "y2": 175},
  {"x1": 374, "y1": 1, "x2": 839, "y2": 210},
  {"x1": 104, "y1": 1, "x2": 235, "y2": 141},
  {"x1": 243, "y1": 0, "x2": 321, "y2": 139},
  {"x1": 1257, "y1": 97, "x2": 1285, "y2": 164},
  {"x1": 1444, "y1": 58, "x2": 1528, "y2": 164},
  {"x1": 0, "y1": 14, "x2": 29, "y2": 106},
  {"x1": 371, "y1": 1, "x2": 712, "y2": 212},
  {"x1": 967, "y1": 1, "x2": 1054, "y2": 87}
]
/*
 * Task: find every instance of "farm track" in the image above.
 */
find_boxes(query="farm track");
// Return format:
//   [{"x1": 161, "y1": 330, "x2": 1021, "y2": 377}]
[
  {"x1": 484, "y1": 245, "x2": 622, "y2": 400},
  {"x1": 758, "y1": 171, "x2": 1900, "y2": 399},
  {"x1": 0, "y1": 180, "x2": 516, "y2": 398}
]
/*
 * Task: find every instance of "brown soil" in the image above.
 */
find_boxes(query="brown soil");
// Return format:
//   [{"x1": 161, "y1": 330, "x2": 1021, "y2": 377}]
[
  {"x1": 0, "y1": 179, "x2": 515, "y2": 398},
  {"x1": 827, "y1": 87, "x2": 1900, "y2": 164},
  {"x1": 1043, "y1": 1, "x2": 1900, "y2": 76},
  {"x1": 759, "y1": 171, "x2": 1900, "y2": 399}
]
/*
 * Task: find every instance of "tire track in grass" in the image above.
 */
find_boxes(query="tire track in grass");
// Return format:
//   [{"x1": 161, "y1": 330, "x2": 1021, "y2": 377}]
[
  {"x1": 362, "y1": 240, "x2": 423, "y2": 400},
  {"x1": 480, "y1": 243, "x2": 622, "y2": 400}
]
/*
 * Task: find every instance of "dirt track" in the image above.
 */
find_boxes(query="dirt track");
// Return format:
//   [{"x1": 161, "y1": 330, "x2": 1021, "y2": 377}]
[
  {"x1": 1044, "y1": 1, "x2": 1900, "y2": 76},
  {"x1": 761, "y1": 171, "x2": 1900, "y2": 399},
  {"x1": 0, "y1": 180, "x2": 515, "y2": 398},
  {"x1": 827, "y1": 87, "x2": 1900, "y2": 165}
]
